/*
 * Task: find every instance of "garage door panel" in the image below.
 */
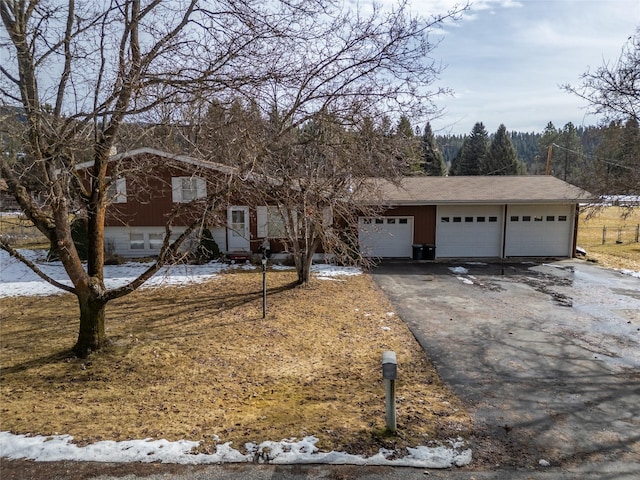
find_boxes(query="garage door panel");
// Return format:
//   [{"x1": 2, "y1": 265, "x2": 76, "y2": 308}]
[
  {"x1": 505, "y1": 205, "x2": 573, "y2": 257},
  {"x1": 436, "y1": 205, "x2": 503, "y2": 258},
  {"x1": 359, "y1": 217, "x2": 413, "y2": 258}
]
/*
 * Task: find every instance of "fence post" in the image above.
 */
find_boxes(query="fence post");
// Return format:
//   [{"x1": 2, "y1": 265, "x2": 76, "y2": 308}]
[
  {"x1": 636, "y1": 224, "x2": 639, "y2": 243},
  {"x1": 617, "y1": 227, "x2": 623, "y2": 244},
  {"x1": 602, "y1": 225, "x2": 606, "y2": 245}
]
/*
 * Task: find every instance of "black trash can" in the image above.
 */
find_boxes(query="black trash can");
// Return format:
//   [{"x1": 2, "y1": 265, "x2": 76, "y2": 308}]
[
  {"x1": 423, "y1": 244, "x2": 436, "y2": 260},
  {"x1": 412, "y1": 244, "x2": 424, "y2": 260}
]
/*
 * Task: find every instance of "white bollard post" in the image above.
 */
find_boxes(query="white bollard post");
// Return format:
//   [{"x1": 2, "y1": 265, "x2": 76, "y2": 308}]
[{"x1": 382, "y1": 351, "x2": 397, "y2": 432}]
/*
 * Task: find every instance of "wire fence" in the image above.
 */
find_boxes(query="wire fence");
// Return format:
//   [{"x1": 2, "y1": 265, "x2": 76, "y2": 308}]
[
  {"x1": 579, "y1": 224, "x2": 640, "y2": 246},
  {"x1": 0, "y1": 214, "x2": 48, "y2": 245}
]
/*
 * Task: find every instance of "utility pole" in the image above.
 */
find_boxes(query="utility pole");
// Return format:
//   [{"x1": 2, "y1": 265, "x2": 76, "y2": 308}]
[{"x1": 545, "y1": 144, "x2": 553, "y2": 175}]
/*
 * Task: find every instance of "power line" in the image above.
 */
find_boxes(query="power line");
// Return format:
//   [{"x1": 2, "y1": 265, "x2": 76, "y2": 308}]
[{"x1": 550, "y1": 143, "x2": 637, "y2": 171}]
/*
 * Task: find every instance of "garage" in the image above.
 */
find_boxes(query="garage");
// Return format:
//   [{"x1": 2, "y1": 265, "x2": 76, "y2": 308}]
[
  {"x1": 504, "y1": 204, "x2": 575, "y2": 257},
  {"x1": 435, "y1": 205, "x2": 503, "y2": 258},
  {"x1": 358, "y1": 216, "x2": 413, "y2": 258}
]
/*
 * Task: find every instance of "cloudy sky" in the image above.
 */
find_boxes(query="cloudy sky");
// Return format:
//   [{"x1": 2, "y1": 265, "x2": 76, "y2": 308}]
[{"x1": 390, "y1": 0, "x2": 639, "y2": 135}]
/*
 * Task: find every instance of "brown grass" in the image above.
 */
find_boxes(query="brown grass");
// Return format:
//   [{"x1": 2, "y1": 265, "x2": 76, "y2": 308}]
[
  {"x1": 577, "y1": 206, "x2": 640, "y2": 271},
  {"x1": 0, "y1": 214, "x2": 48, "y2": 247},
  {"x1": 0, "y1": 271, "x2": 470, "y2": 457}
]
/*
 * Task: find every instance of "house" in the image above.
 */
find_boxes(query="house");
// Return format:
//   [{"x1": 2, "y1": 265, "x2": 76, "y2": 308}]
[
  {"x1": 358, "y1": 176, "x2": 592, "y2": 259},
  {"x1": 80, "y1": 149, "x2": 591, "y2": 260},
  {"x1": 77, "y1": 148, "x2": 294, "y2": 259}
]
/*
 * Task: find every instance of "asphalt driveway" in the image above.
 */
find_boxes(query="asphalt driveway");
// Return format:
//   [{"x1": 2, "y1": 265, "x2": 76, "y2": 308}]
[{"x1": 372, "y1": 260, "x2": 640, "y2": 472}]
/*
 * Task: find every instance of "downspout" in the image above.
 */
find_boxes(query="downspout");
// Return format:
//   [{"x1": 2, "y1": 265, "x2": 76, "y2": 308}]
[
  {"x1": 572, "y1": 204, "x2": 579, "y2": 258},
  {"x1": 501, "y1": 204, "x2": 508, "y2": 259}
]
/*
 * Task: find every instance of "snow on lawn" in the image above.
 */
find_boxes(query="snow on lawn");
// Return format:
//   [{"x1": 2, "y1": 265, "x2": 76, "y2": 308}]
[
  {"x1": 0, "y1": 251, "x2": 472, "y2": 467},
  {"x1": 0, "y1": 250, "x2": 361, "y2": 298},
  {"x1": 0, "y1": 432, "x2": 471, "y2": 468},
  {"x1": 618, "y1": 268, "x2": 640, "y2": 279}
]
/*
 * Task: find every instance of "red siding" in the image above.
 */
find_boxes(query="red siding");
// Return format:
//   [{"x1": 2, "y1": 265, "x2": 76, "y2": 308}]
[{"x1": 383, "y1": 205, "x2": 436, "y2": 244}]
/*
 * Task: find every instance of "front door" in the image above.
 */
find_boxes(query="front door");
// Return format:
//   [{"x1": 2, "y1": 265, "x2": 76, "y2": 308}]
[{"x1": 228, "y1": 206, "x2": 250, "y2": 251}]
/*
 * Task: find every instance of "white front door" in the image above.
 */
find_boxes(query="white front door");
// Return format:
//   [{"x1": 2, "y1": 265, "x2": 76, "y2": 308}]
[{"x1": 228, "y1": 206, "x2": 250, "y2": 251}]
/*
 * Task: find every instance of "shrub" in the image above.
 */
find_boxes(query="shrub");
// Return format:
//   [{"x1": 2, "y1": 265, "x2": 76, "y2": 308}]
[{"x1": 194, "y1": 228, "x2": 220, "y2": 263}]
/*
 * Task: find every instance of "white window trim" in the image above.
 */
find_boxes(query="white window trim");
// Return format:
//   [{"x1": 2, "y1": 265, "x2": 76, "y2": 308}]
[
  {"x1": 171, "y1": 176, "x2": 207, "y2": 203},
  {"x1": 107, "y1": 177, "x2": 127, "y2": 203}
]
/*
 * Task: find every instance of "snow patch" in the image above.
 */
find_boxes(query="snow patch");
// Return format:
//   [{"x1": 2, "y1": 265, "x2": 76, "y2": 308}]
[
  {"x1": 456, "y1": 276, "x2": 474, "y2": 285},
  {"x1": 0, "y1": 249, "x2": 361, "y2": 298},
  {"x1": 618, "y1": 268, "x2": 640, "y2": 279},
  {"x1": 0, "y1": 432, "x2": 471, "y2": 468},
  {"x1": 448, "y1": 266, "x2": 468, "y2": 274},
  {"x1": 311, "y1": 264, "x2": 362, "y2": 278}
]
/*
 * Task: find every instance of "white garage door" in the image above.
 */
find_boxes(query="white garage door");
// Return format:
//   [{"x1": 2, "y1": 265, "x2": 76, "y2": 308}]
[
  {"x1": 436, "y1": 205, "x2": 503, "y2": 258},
  {"x1": 358, "y1": 216, "x2": 413, "y2": 258},
  {"x1": 504, "y1": 205, "x2": 574, "y2": 257}
]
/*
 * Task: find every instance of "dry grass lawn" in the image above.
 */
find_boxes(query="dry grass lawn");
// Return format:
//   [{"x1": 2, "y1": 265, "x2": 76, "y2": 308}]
[
  {"x1": 577, "y1": 206, "x2": 640, "y2": 271},
  {"x1": 0, "y1": 270, "x2": 470, "y2": 457}
]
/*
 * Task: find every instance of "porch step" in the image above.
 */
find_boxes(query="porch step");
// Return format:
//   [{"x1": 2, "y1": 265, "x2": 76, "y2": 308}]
[{"x1": 225, "y1": 251, "x2": 252, "y2": 262}]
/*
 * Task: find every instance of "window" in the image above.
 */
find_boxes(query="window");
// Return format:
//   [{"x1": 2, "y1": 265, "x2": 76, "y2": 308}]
[
  {"x1": 231, "y1": 209, "x2": 247, "y2": 238},
  {"x1": 399, "y1": 218, "x2": 408, "y2": 224},
  {"x1": 522, "y1": 216, "x2": 531, "y2": 222},
  {"x1": 181, "y1": 178, "x2": 199, "y2": 201},
  {"x1": 441, "y1": 217, "x2": 450, "y2": 223},
  {"x1": 257, "y1": 206, "x2": 295, "y2": 238},
  {"x1": 558, "y1": 215, "x2": 567, "y2": 222},
  {"x1": 363, "y1": 218, "x2": 372, "y2": 224},
  {"x1": 477, "y1": 217, "x2": 485, "y2": 222},
  {"x1": 534, "y1": 216, "x2": 543, "y2": 222},
  {"x1": 453, "y1": 217, "x2": 462, "y2": 223},
  {"x1": 106, "y1": 177, "x2": 127, "y2": 203},
  {"x1": 375, "y1": 218, "x2": 384, "y2": 224},
  {"x1": 129, "y1": 233, "x2": 144, "y2": 250},
  {"x1": 149, "y1": 233, "x2": 164, "y2": 250},
  {"x1": 546, "y1": 216, "x2": 555, "y2": 222},
  {"x1": 171, "y1": 176, "x2": 206, "y2": 202},
  {"x1": 510, "y1": 216, "x2": 519, "y2": 222},
  {"x1": 387, "y1": 218, "x2": 396, "y2": 224},
  {"x1": 465, "y1": 217, "x2": 473, "y2": 223},
  {"x1": 488, "y1": 216, "x2": 497, "y2": 222}
]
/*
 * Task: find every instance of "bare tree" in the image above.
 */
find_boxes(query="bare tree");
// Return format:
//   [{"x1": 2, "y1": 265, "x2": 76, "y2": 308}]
[
  {"x1": 240, "y1": 2, "x2": 466, "y2": 285},
  {"x1": 563, "y1": 28, "x2": 640, "y2": 205},
  {"x1": 0, "y1": 0, "x2": 336, "y2": 356},
  {"x1": 563, "y1": 28, "x2": 639, "y2": 123}
]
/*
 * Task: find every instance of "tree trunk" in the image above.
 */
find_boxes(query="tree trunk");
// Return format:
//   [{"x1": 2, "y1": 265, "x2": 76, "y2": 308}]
[
  {"x1": 296, "y1": 252, "x2": 313, "y2": 285},
  {"x1": 296, "y1": 237, "x2": 321, "y2": 285},
  {"x1": 73, "y1": 290, "x2": 109, "y2": 358}
]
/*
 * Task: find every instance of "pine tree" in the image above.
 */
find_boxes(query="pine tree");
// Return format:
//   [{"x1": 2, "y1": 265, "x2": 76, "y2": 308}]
[
  {"x1": 485, "y1": 124, "x2": 525, "y2": 175},
  {"x1": 419, "y1": 123, "x2": 446, "y2": 175},
  {"x1": 394, "y1": 116, "x2": 421, "y2": 172},
  {"x1": 618, "y1": 117, "x2": 640, "y2": 193},
  {"x1": 451, "y1": 122, "x2": 489, "y2": 175},
  {"x1": 557, "y1": 122, "x2": 584, "y2": 183}
]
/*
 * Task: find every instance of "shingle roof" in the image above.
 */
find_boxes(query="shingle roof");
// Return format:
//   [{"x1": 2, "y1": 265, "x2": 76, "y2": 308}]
[{"x1": 365, "y1": 176, "x2": 592, "y2": 205}]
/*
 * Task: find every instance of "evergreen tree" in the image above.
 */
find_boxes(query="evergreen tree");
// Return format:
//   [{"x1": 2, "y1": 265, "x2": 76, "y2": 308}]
[
  {"x1": 449, "y1": 147, "x2": 466, "y2": 175},
  {"x1": 583, "y1": 118, "x2": 640, "y2": 195},
  {"x1": 419, "y1": 123, "x2": 446, "y2": 175},
  {"x1": 394, "y1": 116, "x2": 421, "y2": 172},
  {"x1": 557, "y1": 122, "x2": 584, "y2": 183},
  {"x1": 617, "y1": 118, "x2": 640, "y2": 194},
  {"x1": 537, "y1": 121, "x2": 559, "y2": 174},
  {"x1": 450, "y1": 122, "x2": 489, "y2": 175},
  {"x1": 485, "y1": 124, "x2": 525, "y2": 175}
]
